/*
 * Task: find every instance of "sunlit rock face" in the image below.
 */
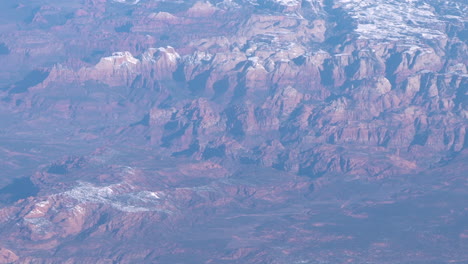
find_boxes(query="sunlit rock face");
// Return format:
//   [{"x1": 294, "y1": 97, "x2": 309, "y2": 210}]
[{"x1": 0, "y1": 0, "x2": 467, "y2": 263}]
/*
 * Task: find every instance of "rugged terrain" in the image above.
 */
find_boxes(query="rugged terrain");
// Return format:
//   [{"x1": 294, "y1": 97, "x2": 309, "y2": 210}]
[{"x1": 0, "y1": 0, "x2": 467, "y2": 263}]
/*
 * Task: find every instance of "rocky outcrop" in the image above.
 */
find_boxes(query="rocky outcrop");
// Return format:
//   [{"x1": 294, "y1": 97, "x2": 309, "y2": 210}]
[{"x1": 0, "y1": 248, "x2": 18, "y2": 264}]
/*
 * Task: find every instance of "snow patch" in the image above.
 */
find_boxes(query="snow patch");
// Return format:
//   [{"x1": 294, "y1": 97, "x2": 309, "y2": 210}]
[
  {"x1": 112, "y1": 0, "x2": 141, "y2": 5},
  {"x1": 103, "y1": 51, "x2": 139, "y2": 65},
  {"x1": 63, "y1": 182, "x2": 167, "y2": 213},
  {"x1": 336, "y1": 0, "x2": 449, "y2": 41}
]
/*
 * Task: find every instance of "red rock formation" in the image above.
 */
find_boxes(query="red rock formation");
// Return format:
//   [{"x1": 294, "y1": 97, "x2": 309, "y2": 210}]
[
  {"x1": 0, "y1": 0, "x2": 466, "y2": 262},
  {"x1": 0, "y1": 248, "x2": 18, "y2": 264}
]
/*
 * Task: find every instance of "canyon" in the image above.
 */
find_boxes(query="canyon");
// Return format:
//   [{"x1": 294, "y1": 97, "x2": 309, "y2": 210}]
[{"x1": 0, "y1": 0, "x2": 466, "y2": 263}]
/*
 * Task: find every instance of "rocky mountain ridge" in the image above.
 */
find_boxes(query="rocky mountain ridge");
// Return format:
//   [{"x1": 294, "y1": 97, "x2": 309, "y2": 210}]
[{"x1": 0, "y1": 0, "x2": 466, "y2": 263}]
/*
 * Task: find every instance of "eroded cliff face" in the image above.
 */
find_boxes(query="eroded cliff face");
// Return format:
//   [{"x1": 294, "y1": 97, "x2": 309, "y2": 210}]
[
  {"x1": 14, "y1": 2, "x2": 464, "y2": 179},
  {"x1": 0, "y1": 0, "x2": 467, "y2": 263}
]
